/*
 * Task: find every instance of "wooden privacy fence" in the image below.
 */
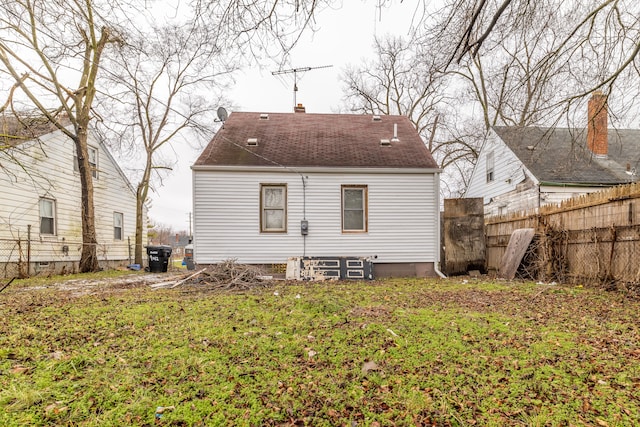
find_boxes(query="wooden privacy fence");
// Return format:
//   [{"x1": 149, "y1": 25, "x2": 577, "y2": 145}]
[{"x1": 485, "y1": 182, "x2": 640, "y2": 290}]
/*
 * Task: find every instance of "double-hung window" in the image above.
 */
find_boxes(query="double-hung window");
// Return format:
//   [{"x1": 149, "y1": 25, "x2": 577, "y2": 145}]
[
  {"x1": 486, "y1": 150, "x2": 495, "y2": 183},
  {"x1": 342, "y1": 185, "x2": 368, "y2": 232},
  {"x1": 39, "y1": 198, "x2": 56, "y2": 235},
  {"x1": 261, "y1": 184, "x2": 287, "y2": 232},
  {"x1": 114, "y1": 212, "x2": 123, "y2": 240},
  {"x1": 74, "y1": 146, "x2": 98, "y2": 179}
]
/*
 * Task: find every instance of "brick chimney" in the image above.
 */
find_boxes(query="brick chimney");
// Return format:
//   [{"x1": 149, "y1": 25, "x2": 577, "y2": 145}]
[
  {"x1": 294, "y1": 103, "x2": 306, "y2": 113},
  {"x1": 587, "y1": 91, "x2": 608, "y2": 157}
]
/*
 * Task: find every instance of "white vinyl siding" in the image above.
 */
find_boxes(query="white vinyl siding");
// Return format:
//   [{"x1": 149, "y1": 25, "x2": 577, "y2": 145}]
[
  {"x1": 465, "y1": 130, "x2": 527, "y2": 205},
  {"x1": 193, "y1": 170, "x2": 439, "y2": 265}
]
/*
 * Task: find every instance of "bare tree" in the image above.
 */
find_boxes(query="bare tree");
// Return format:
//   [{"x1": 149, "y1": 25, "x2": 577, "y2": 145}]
[
  {"x1": 440, "y1": 0, "x2": 640, "y2": 120},
  {"x1": 0, "y1": 0, "x2": 126, "y2": 272},
  {"x1": 97, "y1": 22, "x2": 235, "y2": 265},
  {"x1": 342, "y1": 35, "x2": 480, "y2": 195},
  {"x1": 193, "y1": 0, "x2": 337, "y2": 61}
]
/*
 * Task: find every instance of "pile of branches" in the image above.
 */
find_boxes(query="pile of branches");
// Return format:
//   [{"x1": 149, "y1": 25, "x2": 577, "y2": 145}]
[{"x1": 180, "y1": 259, "x2": 273, "y2": 291}]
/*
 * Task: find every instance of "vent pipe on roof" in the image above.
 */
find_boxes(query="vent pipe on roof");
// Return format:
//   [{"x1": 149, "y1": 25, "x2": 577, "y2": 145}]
[
  {"x1": 391, "y1": 123, "x2": 399, "y2": 142},
  {"x1": 247, "y1": 138, "x2": 258, "y2": 146}
]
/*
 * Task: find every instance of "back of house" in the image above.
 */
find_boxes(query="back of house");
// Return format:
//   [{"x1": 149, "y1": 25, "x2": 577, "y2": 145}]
[{"x1": 191, "y1": 110, "x2": 442, "y2": 278}]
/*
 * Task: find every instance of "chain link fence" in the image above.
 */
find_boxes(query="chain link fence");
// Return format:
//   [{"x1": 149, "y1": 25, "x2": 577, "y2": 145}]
[{"x1": 0, "y1": 236, "x2": 137, "y2": 279}]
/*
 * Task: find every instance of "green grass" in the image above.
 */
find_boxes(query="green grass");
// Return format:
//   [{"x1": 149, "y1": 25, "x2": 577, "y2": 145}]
[{"x1": 1, "y1": 275, "x2": 639, "y2": 426}]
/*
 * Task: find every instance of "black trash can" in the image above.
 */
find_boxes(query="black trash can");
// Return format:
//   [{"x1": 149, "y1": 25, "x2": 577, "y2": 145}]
[{"x1": 146, "y1": 245, "x2": 172, "y2": 273}]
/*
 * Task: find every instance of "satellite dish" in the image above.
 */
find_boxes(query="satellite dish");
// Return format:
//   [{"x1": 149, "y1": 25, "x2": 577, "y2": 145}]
[{"x1": 217, "y1": 107, "x2": 228, "y2": 122}]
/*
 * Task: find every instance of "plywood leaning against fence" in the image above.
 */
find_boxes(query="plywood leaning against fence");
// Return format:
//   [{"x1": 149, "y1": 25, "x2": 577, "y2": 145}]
[{"x1": 485, "y1": 182, "x2": 640, "y2": 291}]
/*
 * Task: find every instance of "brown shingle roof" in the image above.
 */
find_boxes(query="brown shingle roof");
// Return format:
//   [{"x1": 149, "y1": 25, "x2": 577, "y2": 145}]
[
  {"x1": 194, "y1": 112, "x2": 439, "y2": 169},
  {"x1": 1, "y1": 113, "x2": 72, "y2": 146}
]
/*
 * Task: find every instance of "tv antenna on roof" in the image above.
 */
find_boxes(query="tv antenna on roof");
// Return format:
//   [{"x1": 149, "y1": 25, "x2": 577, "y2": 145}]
[{"x1": 271, "y1": 65, "x2": 333, "y2": 109}]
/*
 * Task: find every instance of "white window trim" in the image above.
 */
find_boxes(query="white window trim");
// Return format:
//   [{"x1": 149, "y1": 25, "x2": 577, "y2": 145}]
[
  {"x1": 114, "y1": 212, "x2": 124, "y2": 241},
  {"x1": 486, "y1": 151, "x2": 495, "y2": 183},
  {"x1": 39, "y1": 197, "x2": 56, "y2": 236}
]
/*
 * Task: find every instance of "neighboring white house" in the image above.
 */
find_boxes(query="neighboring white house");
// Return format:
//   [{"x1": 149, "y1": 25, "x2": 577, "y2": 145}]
[
  {"x1": 191, "y1": 108, "x2": 442, "y2": 277},
  {"x1": 0, "y1": 117, "x2": 144, "y2": 277},
  {"x1": 465, "y1": 92, "x2": 640, "y2": 216}
]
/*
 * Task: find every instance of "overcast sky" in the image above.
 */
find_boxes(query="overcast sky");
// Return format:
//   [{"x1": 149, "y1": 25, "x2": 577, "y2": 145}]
[{"x1": 147, "y1": 1, "x2": 423, "y2": 231}]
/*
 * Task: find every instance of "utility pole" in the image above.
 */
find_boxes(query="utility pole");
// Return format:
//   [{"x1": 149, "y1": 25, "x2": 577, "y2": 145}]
[{"x1": 272, "y1": 65, "x2": 333, "y2": 109}]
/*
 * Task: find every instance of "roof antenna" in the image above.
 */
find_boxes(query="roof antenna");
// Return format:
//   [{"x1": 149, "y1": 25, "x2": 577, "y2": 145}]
[{"x1": 271, "y1": 65, "x2": 333, "y2": 110}]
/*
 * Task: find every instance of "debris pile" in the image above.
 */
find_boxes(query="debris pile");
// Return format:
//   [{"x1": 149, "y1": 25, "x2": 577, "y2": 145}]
[{"x1": 150, "y1": 259, "x2": 273, "y2": 291}]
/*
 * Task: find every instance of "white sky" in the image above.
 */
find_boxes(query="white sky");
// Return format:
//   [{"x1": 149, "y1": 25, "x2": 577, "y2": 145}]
[{"x1": 148, "y1": 1, "x2": 423, "y2": 231}]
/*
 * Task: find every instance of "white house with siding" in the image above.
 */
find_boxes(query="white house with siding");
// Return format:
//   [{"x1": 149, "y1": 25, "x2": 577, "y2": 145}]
[
  {"x1": 0, "y1": 117, "x2": 143, "y2": 277},
  {"x1": 465, "y1": 92, "x2": 640, "y2": 216},
  {"x1": 192, "y1": 109, "x2": 442, "y2": 277}
]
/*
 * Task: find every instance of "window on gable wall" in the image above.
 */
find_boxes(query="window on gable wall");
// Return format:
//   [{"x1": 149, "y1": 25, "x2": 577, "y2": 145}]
[
  {"x1": 486, "y1": 151, "x2": 495, "y2": 183},
  {"x1": 342, "y1": 185, "x2": 368, "y2": 232},
  {"x1": 74, "y1": 146, "x2": 98, "y2": 179},
  {"x1": 39, "y1": 198, "x2": 56, "y2": 235},
  {"x1": 261, "y1": 184, "x2": 287, "y2": 232},
  {"x1": 114, "y1": 212, "x2": 123, "y2": 240}
]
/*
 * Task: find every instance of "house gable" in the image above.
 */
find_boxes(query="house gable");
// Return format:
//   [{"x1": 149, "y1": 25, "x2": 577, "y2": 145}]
[
  {"x1": 0, "y1": 124, "x2": 143, "y2": 273},
  {"x1": 465, "y1": 129, "x2": 529, "y2": 205}
]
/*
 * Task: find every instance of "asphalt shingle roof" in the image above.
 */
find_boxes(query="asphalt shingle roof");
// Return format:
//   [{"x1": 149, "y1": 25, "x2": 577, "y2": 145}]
[
  {"x1": 194, "y1": 112, "x2": 438, "y2": 169},
  {"x1": 493, "y1": 126, "x2": 640, "y2": 185}
]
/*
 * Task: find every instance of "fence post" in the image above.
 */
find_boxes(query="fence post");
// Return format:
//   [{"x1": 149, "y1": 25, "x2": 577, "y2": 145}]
[{"x1": 27, "y1": 224, "x2": 31, "y2": 278}]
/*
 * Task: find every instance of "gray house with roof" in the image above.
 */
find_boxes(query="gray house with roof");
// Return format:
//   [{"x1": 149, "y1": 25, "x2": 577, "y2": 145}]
[
  {"x1": 191, "y1": 108, "x2": 443, "y2": 277},
  {"x1": 465, "y1": 92, "x2": 640, "y2": 216}
]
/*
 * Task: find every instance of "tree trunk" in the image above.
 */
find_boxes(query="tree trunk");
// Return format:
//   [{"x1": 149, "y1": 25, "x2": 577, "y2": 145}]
[
  {"x1": 134, "y1": 188, "x2": 145, "y2": 265},
  {"x1": 134, "y1": 154, "x2": 153, "y2": 266},
  {"x1": 75, "y1": 127, "x2": 99, "y2": 273}
]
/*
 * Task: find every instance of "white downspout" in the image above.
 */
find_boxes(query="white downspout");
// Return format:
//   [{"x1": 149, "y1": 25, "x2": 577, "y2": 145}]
[{"x1": 433, "y1": 171, "x2": 447, "y2": 278}]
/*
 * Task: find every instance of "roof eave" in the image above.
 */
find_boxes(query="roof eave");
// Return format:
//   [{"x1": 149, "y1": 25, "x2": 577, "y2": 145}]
[{"x1": 191, "y1": 165, "x2": 442, "y2": 174}]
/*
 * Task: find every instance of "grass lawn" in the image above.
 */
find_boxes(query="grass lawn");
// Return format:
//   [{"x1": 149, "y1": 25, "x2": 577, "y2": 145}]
[{"x1": 1, "y1": 274, "x2": 639, "y2": 426}]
